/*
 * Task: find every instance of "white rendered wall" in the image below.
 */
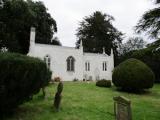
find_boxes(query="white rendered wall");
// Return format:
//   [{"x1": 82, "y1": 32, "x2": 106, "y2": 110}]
[
  {"x1": 28, "y1": 27, "x2": 114, "y2": 81},
  {"x1": 83, "y1": 52, "x2": 114, "y2": 80},
  {"x1": 28, "y1": 44, "x2": 83, "y2": 81}
]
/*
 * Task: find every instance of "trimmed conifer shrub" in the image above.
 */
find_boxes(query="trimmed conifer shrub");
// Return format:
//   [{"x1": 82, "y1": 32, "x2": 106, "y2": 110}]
[
  {"x1": 112, "y1": 58, "x2": 155, "y2": 91},
  {"x1": 96, "y1": 79, "x2": 112, "y2": 88},
  {"x1": 0, "y1": 52, "x2": 52, "y2": 113}
]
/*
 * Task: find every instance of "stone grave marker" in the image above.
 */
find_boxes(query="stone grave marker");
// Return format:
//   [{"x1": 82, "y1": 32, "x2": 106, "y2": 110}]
[{"x1": 113, "y1": 96, "x2": 132, "y2": 120}]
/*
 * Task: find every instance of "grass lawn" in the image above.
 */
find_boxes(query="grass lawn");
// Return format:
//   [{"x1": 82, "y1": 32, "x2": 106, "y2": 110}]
[{"x1": 3, "y1": 82, "x2": 160, "y2": 120}]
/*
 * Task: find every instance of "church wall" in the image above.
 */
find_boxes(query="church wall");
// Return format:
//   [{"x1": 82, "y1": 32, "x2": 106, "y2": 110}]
[
  {"x1": 28, "y1": 27, "x2": 114, "y2": 81},
  {"x1": 83, "y1": 53, "x2": 114, "y2": 81},
  {"x1": 28, "y1": 43, "x2": 83, "y2": 81}
]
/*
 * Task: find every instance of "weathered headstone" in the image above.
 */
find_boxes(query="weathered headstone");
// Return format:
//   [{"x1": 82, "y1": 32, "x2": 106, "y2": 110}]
[
  {"x1": 113, "y1": 96, "x2": 132, "y2": 120},
  {"x1": 54, "y1": 82, "x2": 63, "y2": 111}
]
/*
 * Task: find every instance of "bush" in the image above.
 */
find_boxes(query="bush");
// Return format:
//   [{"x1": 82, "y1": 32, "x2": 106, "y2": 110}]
[
  {"x1": 96, "y1": 79, "x2": 112, "y2": 87},
  {"x1": 117, "y1": 40, "x2": 160, "y2": 82},
  {"x1": 0, "y1": 52, "x2": 52, "y2": 113},
  {"x1": 112, "y1": 58, "x2": 155, "y2": 91}
]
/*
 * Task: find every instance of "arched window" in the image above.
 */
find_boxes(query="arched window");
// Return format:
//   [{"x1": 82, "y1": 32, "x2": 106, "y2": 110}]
[
  {"x1": 102, "y1": 61, "x2": 107, "y2": 71},
  {"x1": 44, "y1": 55, "x2": 51, "y2": 69},
  {"x1": 66, "y1": 56, "x2": 75, "y2": 72},
  {"x1": 85, "y1": 61, "x2": 90, "y2": 71}
]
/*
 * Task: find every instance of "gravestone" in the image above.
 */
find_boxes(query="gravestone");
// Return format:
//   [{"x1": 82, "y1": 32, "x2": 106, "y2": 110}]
[
  {"x1": 54, "y1": 82, "x2": 63, "y2": 111},
  {"x1": 113, "y1": 96, "x2": 132, "y2": 120}
]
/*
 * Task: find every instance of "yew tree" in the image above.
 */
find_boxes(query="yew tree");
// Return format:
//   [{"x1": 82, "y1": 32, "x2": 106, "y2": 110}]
[{"x1": 76, "y1": 11, "x2": 123, "y2": 57}]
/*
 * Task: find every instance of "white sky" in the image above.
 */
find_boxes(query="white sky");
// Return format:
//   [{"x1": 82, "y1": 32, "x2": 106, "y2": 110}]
[{"x1": 37, "y1": 0, "x2": 155, "y2": 46}]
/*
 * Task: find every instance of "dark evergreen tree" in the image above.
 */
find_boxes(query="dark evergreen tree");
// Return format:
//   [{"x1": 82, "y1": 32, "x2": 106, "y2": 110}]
[
  {"x1": 135, "y1": 1, "x2": 160, "y2": 39},
  {"x1": 76, "y1": 11, "x2": 123, "y2": 57}
]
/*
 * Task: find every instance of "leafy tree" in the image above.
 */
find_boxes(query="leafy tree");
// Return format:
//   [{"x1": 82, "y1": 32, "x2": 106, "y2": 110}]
[
  {"x1": 135, "y1": 1, "x2": 160, "y2": 39},
  {"x1": 0, "y1": 0, "x2": 30, "y2": 53},
  {"x1": 0, "y1": 0, "x2": 57, "y2": 54},
  {"x1": 27, "y1": 0, "x2": 57, "y2": 44},
  {"x1": 76, "y1": 11, "x2": 123, "y2": 57},
  {"x1": 119, "y1": 37, "x2": 147, "y2": 54}
]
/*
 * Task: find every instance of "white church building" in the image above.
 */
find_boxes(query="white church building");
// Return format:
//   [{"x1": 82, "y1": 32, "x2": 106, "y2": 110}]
[{"x1": 28, "y1": 27, "x2": 114, "y2": 81}]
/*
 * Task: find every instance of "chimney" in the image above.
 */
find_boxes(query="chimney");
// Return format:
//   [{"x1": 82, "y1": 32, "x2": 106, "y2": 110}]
[
  {"x1": 28, "y1": 27, "x2": 36, "y2": 55},
  {"x1": 111, "y1": 48, "x2": 113, "y2": 56},
  {"x1": 79, "y1": 40, "x2": 83, "y2": 53},
  {"x1": 30, "y1": 27, "x2": 36, "y2": 43},
  {"x1": 103, "y1": 47, "x2": 106, "y2": 54}
]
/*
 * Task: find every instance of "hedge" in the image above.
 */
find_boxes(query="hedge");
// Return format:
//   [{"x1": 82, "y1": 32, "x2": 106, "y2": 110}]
[
  {"x1": 0, "y1": 52, "x2": 52, "y2": 113},
  {"x1": 96, "y1": 80, "x2": 112, "y2": 88}
]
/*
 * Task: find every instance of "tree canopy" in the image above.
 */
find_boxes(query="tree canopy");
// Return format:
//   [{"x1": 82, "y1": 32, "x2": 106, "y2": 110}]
[
  {"x1": 119, "y1": 37, "x2": 147, "y2": 55},
  {"x1": 135, "y1": 1, "x2": 160, "y2": 39},
  {"x1": 0, "y1": 0, "x2": 57, "y2": 54},
  {"x1": 76, "y1": 11, "x2": 123, "y2": 56}
]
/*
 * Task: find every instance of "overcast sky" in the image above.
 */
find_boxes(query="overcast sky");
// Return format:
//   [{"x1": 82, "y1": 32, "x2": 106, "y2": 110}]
[{"x1": 37, "y1": 0, "x2": 155, "y2": 47}]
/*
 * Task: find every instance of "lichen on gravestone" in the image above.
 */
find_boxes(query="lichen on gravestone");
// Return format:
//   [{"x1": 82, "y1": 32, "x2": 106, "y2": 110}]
[{"x1": 113, "y1": 96, "x2": 132, "y2": 120}]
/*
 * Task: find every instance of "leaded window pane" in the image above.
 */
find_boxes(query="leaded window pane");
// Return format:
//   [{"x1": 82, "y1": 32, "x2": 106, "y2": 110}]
[{"x1": 66, "y1": 56, "x2": 75, "y2": 72}]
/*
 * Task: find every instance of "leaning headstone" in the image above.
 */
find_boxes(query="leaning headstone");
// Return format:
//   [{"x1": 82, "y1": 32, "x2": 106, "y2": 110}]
[
  {"x1": 113, "y1": 96, "x2": 132, "y2": 120},
  {"x1": 54, "y1": 82, "x2": 63, "y2": 111}
]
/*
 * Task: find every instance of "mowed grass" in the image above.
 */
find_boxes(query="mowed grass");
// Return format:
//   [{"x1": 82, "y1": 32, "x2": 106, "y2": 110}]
[{"x1": 3, "y1": 82, "x2": 160, "y2": 120}]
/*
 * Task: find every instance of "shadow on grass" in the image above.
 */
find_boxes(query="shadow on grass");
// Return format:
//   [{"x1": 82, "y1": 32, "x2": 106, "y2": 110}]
[{"x1": 111, "y1": 86, "x2": 153, "y2": 95}]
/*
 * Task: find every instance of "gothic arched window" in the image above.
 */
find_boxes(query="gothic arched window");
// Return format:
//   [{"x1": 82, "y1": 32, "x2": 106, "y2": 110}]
[
  {"x1": 85, "y1": 61, "x2": 90, "y2": 71},
  {"x1": 66, "y1": 56, "x2": 75, "y2": 72},
  {"x1": 102, "y1": 61, "x2": 107, "y2": 71},
  {"x1": 44, "y1": 55, "x2": 51, "y2": 69}
]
